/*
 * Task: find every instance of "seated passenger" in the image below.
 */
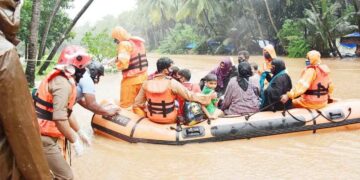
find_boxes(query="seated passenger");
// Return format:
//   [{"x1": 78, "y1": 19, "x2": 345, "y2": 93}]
[
  {"x1": 170, "y1": 66, "x2": 180, "y2": 81},
  {"x1": 250, "y1": 62, "x2": 260, "y2": 88},
  {"x1": 280, "y1": 50, "x2": 334, "y2": 109},
  {"x1": 261, "y1": 59, "x2": 292, "y2": 111},
  {"x1": 133, "y1": 57, "x2": 216, "y2": 124},
  {"x1": 200, "y1": 57, "x2": 234, "y2": 96},
  {"x1": 176, "y1": 68, "x2": 201, "y2": 116},
  {"x1": 201, "y1": 74, "x2": 224, "y2": 119},
  {"x1": 238, "y1": 50, "x2": 250, "y2": 63},
  {"x1": 221, "y1": 62, "x2": 260, "y2": 115},
  {"x1": 260, "y1": 44, "x2": 277, "y2": 94}
]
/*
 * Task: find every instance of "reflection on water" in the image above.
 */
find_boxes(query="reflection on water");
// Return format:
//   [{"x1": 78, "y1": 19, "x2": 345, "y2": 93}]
[{"x1": 72, "y1": 54, "x2": 360, "y2": 179}]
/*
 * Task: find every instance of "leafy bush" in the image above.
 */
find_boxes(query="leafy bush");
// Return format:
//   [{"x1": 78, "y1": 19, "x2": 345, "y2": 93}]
[
  {"x1": 157, "y1": 24, "x2": 203, "y2": 54},
  {"x1": 278, "y1": 19, "x2": 310, "y2": 58},
  {"x1": 81, "y1": 29, "x2": 116, "y2": 62},
  {"x1": 287, "y1": 39, "x2": 311, "y2": 58}
]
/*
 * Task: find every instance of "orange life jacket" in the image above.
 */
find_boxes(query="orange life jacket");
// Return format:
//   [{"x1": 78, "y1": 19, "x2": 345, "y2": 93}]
[
  {"x1": 145, "y1": 77, "x2": 177, "y2": 124},
  {"x1": 122, "y1": 39, "x2": 148, "y2": 78},
  {"x1": 302, "y1": 65, "x2": 330, "y2": 104},
  {"x1": 33, "y1": 69, "x2": 77, "y2": 138}
]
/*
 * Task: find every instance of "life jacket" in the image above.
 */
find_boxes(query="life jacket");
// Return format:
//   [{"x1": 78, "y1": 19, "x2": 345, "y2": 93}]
[
  {"x1": 144, "y1": 76, "x2": 177, "y2": 124},
  {"x1": 122, "y1": 38, "x2": 148, "y2": 78},
  {"x1": 302, "y1": 65, "x2": 330, "y2": 104},
  {"x1": 33, "y1": 69, "x2": 77, "y2": 138}
]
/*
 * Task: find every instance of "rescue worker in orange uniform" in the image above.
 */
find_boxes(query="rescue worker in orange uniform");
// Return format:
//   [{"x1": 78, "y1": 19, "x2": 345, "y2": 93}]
[
  {"x1": 262, "y1": 44, "x2": 277, "y2": 72},
  {"x1": 133, "y1": 57, "x2": 216, "y2": 124},
  {"x1": 33, "y1": 45, "x2": 91, "y2": 179},
  {"x1": 0, "y1": 0, "x2": 52, "y2": 179},
  {"x1": 260, "y1": 44, "x2": 278, "y2": 102},
  {"x1": 111, "y1": 26, "x2": 148, "y2": 108},
  {"x1": 280, "y1": 50, "x2": 334, "y2": 109}
]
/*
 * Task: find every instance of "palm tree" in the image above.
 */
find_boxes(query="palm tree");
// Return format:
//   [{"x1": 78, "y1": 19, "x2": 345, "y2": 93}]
[
  {"x1": 37, "y1": 0, "x2": 62, "y2": 64},
  {"x1": 25, "y1": 0, "x2": 41, "y2": 88},
  {"x1": 176, "y1": 0, "x2": 223, "y2": 36},
  {"x1": 38, "y1": 0, "x2": 94, "y2": 75},
  {"x1": 306, "y1": 0, "x2": 357, "y2": 58},
  {"x1": 264, "y1": 0, "x2": 278, "y2": 34},
  {"x1": 246, "y1": 0, "x2": 266, "y2": 45}
]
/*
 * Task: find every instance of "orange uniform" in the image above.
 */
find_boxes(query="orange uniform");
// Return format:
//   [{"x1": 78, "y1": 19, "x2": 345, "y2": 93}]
[
  {"x1": 133, "y1": 74, "x2": 214, "y2": 124},
  {"x1": 287, "y1": 50, "x2": 334, "y2": 109},
  {"x1": 262, "y1": 44, "x2": 277, "y2": 72},
  {"x1": 112, "y1": 26, "x2": 148, "y2": 108},
  {"x1": 33, "y1": 68, "x2": 77, "y2": 138}
]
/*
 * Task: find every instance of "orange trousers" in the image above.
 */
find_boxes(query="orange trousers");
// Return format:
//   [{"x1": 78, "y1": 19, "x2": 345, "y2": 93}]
[
  {"x1": 120, "y1": 82, "x2": 143, "y2": 108},
  {"x1": 292, "y1": 97, "x2": 327, "y2": 109}
]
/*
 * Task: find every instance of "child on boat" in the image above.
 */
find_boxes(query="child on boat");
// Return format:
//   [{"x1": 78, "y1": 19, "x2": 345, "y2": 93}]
[{"x1": 201, "y1": 74, "x2": 224, "y2": 119}]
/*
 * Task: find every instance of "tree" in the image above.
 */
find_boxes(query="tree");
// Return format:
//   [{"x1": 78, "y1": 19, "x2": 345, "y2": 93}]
[
  {"x1": 38, "y1": 0, "x2": 95, "y2": 75},
  {"x1": 306, "y1": 0, "x2": 357, "y2": 58},
  {"x1": 352, "y1": 0, "x2": 360, "y2": 31},
  {"x1": 264, "y1": 0, "x2": 279, "y2": 34},
  {"x1": 19, "y1": 0, "x2": 72, "y2": 60},
  {"x1": 37, "y1": 0, "x2": 62, "y2": 63},
  {"x1": 25, "y1": 0, "x2": 41, "y2": 87},
  {"x1": 176, "y1": 0, "x2": 223, "y2": 36},
  {"x1": 81, "y1": 30, "x2": 116, "y2": 62}
]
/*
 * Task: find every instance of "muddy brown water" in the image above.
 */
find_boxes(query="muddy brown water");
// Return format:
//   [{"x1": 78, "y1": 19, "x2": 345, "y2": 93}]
[{"x1": 72, "y1": 54, "x2": 360, "y2": 179}]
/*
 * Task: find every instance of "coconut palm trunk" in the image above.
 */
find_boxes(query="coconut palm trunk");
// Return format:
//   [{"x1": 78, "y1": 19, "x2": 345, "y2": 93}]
[
  {"x1": 247, "y1": 0, "x2": 267, "y2": 45},
  {"x1": 25, "y1": 0, "x2": 42, "y2": 88},
  {"x1": 264, "y1": 0, "x2": 278, "y2": 34},
  {"x1": 37, "y1": 0, "x2": 62, "y2": 65},
  {"x1": 38, "y1": 0, "x2": 94, "y2": 75}
]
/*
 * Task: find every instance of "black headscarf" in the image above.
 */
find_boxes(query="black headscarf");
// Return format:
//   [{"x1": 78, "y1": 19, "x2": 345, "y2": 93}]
[
  {"x1": 237, "y1": 62, "x2": 253, "y2": 91},
  {"x1": 271, "y1": 59, "x2": 286, "y2": 75}
]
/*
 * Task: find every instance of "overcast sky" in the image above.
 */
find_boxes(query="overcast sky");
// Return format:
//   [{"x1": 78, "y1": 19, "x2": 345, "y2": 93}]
[{"x1": 66, "y1": 0, "x2": 136, "y2": 26}]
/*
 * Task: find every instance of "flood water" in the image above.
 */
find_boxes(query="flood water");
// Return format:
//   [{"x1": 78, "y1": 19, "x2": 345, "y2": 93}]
[{"x1": 72, "y1": 54, "x2": 360, "y2": 179}]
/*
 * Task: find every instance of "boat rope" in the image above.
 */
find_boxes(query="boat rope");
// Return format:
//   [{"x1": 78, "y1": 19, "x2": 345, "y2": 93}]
[
  {"x1": 244, "y1": 106, "x2": 352, "y2": 135},
  {"x1": 244, "y1": 101, "x2": 281, "y2": 120},
  {"x1": 316, "y1": 108, "x2": 352, "y2": 123}
]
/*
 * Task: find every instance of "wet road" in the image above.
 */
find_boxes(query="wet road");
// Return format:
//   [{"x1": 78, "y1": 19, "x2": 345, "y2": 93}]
[{"x1": 72, "y1": 54, "x2": 360, "y2": 179}]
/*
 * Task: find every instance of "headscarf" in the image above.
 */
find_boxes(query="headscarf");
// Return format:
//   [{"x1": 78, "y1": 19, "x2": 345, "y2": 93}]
[
  {"x1": 271, "y1": 59, "x2": 286, "y2": 76},
  {"x1": 237, "y1": 62, "x2": 253, "y2": 91},
  {"x1": 210, "y1": 57, "x2": 233, "y2": 88},
  {"x1": 307, "y1": 50, "x2": 321, "y2": 65},
  {"x1": 263, "y1": 44, "x2": 277, "y2": 60}
]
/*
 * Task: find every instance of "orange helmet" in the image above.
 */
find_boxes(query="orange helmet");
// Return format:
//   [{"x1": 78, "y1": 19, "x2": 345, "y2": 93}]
[
  {"x1": 111, "y1": 26, "x2": 131, "y2": 42},
  {"x1": 57, "y1": 45, "x2": 91, "y2": 69}
]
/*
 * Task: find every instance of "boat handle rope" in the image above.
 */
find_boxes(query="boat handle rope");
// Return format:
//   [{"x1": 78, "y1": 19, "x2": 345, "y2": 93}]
[
  {"x1": 170, "y1": 120, "x2": 183, "y2": 132},
  {"x1": 244, "y1": 101, "x2": 281, "y2": 121},
  {"x1": 316, "y1": 108, "x2": 352, "y2": 123},
  {"x1": 282, "y1": 107, "x2": 321, "y2": 123}
]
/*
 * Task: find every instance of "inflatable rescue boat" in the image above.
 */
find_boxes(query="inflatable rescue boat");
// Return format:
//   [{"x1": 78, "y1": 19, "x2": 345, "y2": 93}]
[{"x1": 91, "y1": 99, "x2": 360, "y2": 145}]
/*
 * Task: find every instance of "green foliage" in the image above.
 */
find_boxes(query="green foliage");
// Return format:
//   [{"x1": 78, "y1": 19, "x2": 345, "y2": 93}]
[
  {"x1": 19, "y1": 0, "x2": 72, "y2": 50},
  {"x1": 304, "y1": 0, "x2": 357, "y2": 55},
  {"x1": 157, "y1": 24, "x2": 203, "y2": 54},
  {"x1": 81, "y1": 29, "x2": 117, "y2": 62},
  {"x1": 287, "y1": 39, "x2": 310, "y2": 58},
  {"x1": 278, "y1": 19, "x2": 310, "y2": 57}
]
